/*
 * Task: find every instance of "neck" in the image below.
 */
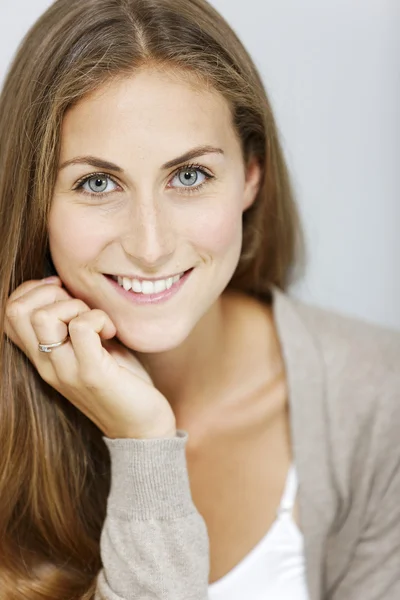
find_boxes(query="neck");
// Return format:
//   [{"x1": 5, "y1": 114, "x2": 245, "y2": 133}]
[
  {"x1": 137, "y1": 295, "x2": 229, "y2": 425},
  {"x1": 137, "y1": 290, "x2": 282, "y2": 435}
]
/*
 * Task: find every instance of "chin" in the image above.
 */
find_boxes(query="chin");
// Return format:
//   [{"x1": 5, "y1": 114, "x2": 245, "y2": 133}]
[{"x1": 115, "y1": 320, "x2": 192, "y2": 354}]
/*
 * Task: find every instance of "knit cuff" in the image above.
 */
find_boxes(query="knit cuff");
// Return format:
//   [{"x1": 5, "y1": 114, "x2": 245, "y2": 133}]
[{"x1": 102, "y1": 430, "x2": 195, "y2": 520}]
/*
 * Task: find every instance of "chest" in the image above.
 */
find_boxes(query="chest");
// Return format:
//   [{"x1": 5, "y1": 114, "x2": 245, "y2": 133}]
[{"x1": 185, "y1": 396, "x2": 294, "y2": 584}]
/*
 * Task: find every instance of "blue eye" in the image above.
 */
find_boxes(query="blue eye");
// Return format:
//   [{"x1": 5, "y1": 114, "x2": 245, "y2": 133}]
[
  {"x1": 74, "y1": 165, "x2": 214, "y2": 199},
  {"x1": 81, "y1": 174, "x2": 118, "y2": 195},
  {"x1": 173, "y1": 168, "x2": 204, "y2": 187},
  {"x1": 170, "y1": 165, "x2": 213, "y2": 192}
]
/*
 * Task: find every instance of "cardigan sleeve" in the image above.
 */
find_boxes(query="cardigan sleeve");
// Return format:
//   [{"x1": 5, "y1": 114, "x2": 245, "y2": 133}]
[
  {"x1": 94, "y1": 431, "x2": 210, "y2": 600},
  {"x1": 330, "y1": 382, "x2": 400, "y2": 600}
]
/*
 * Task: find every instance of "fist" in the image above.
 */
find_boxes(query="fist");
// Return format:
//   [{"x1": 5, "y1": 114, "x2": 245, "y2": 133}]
[{"x1": 4, "y1": 277, "x2": 176, "y2": 439}]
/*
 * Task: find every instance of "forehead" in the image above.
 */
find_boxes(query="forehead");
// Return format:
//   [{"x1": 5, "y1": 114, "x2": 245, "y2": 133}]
[{"x1": 60, "y1": 68, "x2": 240, "y2": 164}]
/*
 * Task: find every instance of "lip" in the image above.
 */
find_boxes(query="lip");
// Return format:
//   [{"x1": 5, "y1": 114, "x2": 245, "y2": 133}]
[
  {"x1": 104, "y1": 268, "x2": 193, "y2": 305},
  {"x1": 108, "y1": 271, "x2": 185, "y2": 283}
]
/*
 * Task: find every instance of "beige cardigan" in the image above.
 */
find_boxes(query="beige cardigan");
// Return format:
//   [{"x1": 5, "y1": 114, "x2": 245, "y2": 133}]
[{"x1": 95, "y1": 286, "x2": 400, "y2": 599}]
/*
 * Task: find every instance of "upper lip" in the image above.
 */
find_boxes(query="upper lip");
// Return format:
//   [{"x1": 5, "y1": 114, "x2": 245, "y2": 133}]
[{"x1": 107, "y1": 269, "x2": 190, "y2": 282}]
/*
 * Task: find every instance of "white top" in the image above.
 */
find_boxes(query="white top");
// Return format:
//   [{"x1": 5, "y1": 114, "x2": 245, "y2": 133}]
[{"x1": 208, "y1": 465, "x2": 309, "y2": 600}]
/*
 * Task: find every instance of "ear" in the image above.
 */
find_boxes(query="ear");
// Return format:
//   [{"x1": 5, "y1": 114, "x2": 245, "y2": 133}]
[{"x1": 242, "y1": 156, "x2": 262, "y2": 211}]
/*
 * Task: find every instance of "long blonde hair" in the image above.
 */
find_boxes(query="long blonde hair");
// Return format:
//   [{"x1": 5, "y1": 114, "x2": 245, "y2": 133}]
[{"x1": 0, "y1": 0, "x2": 305, "y2": 597}]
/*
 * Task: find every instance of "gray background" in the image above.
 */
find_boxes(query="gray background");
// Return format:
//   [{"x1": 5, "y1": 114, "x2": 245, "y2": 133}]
[{"x1": 1, "y1": 0, "x2": 399, "y2": 330}]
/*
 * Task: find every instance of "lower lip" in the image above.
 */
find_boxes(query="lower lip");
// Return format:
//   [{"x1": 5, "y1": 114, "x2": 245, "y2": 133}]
[{"x1": 104, "y1": 269, "x2": 193, "y2": 305}]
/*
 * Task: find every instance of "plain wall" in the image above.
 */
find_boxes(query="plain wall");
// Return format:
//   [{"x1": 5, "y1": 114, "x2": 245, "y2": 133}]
[{"x1": 1, "y1": 0, "x2": 399, "y2": 330}]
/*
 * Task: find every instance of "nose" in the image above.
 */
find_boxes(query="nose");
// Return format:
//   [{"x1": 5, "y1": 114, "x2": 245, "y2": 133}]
[{"x1": 121, "y1": 199, "x2": 176, "y2": 270}]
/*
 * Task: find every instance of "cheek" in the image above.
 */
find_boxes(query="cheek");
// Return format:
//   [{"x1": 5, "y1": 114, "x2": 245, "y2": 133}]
[
  {"x1": 48, "y1": 206, "x2": 108, "y2": 266},
  {"x1": 186, "y1": 196, "x2": 243, "y2": 254}
]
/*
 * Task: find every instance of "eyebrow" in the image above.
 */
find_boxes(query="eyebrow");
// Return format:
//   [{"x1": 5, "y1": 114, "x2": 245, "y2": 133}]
[{"x1": 58, "y1": 145, "x2": 224, "y2": 172}]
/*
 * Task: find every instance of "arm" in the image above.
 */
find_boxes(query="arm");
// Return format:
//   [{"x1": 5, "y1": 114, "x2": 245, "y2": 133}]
[
  {"x1": 4, "y1": 279, "x2": 210, "y2": 598},
  {"x1": 95, "y1": 431, "x2": 210, "y2": 600}
]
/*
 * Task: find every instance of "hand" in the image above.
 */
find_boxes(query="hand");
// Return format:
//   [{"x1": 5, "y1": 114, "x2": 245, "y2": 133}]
[{"x1": 4, "y1": 277, "x2": 176, "y2": 439}]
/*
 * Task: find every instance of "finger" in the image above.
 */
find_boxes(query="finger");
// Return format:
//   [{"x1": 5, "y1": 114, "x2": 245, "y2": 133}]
[
  {"x1": 5, "y1": 282, "x2": 73, "y2": 356},
  {"x1": 68, "y1": 309, "x2": 117, "y2": 378},
  {"x1": 8, "y1": 277, "x2": 63, "y2": 303},
  {"x1": 31, "y1": 298, "x2": 91, "y2": 356},
  {"x1": 32, "y1": 299, "x2": 94, "y2": 386}
]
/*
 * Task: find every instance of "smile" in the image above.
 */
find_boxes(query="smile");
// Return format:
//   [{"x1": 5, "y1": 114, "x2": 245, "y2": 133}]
[
  {"x1": 111, "y1": 273, "x2": 184, "y2": 295},
  {"x1": 106, "y1": 268, "x2": 194, "y2": 305}
]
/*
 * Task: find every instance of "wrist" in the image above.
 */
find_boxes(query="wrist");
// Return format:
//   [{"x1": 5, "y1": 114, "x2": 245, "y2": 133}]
[
  {"x1": 103, "y1": 430, "x2": 193, "y2": 518},
  {"x1": 136, "y1": 426, "x2": 177, "y2": 439},
  {"x1": 108, "y1": 420, "x2": 177, "y2": 440}
]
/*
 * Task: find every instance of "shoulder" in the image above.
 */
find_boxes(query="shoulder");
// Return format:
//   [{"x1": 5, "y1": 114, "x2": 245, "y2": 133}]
[
  {"x1": 286, "y1": 293, "x2": 400, "y2": 426},
  {"x1": 286, "y1": 299, "x2": 400, "y2": 600},
  {"x1": 291, "y1": 295, "x2": 400, "y2": 379},
  {"x1": 273, "y1": 286, "x2": 400, "y2": 479},
  {"x1": 291, "y1": 296, "x2": 400, "y2": 403},
  {"x1": 273, "y1": 286, "x2": 400, "y2": 397},
  {"x1": 287, "y1": 293, "x2": 400, "y2": 488}
]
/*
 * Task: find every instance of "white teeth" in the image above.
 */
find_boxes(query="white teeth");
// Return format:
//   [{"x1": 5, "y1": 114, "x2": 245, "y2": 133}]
[
  {"x1": 122, "y1": 277, "x2": 132, "y2": 291},
  {"x1": 115, "y1": 272, "x2": 185, "y2": 294},
  {"x1": 154, "y1": 279, "x2": 167, "y2": 293},
  {"x1": 141, "y1": 280, "x2": 155, "y2": 295},
  {"x1": 132, "y1": 279, "x2": 142, "y2": 293}
]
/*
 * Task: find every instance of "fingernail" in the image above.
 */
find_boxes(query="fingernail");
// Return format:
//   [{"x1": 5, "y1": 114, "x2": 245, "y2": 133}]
[{"x1": 42, "y1": 276, "x2": 60, "y2": 283}]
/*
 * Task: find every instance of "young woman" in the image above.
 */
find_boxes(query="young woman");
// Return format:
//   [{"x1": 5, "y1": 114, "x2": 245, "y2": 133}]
[{"x1": 1, "y1": 1, "x2": 399, "y2": 599}]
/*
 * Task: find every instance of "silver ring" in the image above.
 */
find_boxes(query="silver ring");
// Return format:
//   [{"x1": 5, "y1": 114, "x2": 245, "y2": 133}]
[{"x1": 38, "y1": 334, "x2": 70, "y2": 353}]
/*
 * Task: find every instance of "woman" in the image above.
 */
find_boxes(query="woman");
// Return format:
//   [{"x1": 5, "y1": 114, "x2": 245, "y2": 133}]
[{"x1": 1, "y1": 0, "x2": 399, "y2": 598}]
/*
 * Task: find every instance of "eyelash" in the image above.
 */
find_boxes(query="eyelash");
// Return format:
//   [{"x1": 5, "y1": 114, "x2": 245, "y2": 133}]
[{"x1": 72, "y1": 163, "x2": 215, "y2": 198}]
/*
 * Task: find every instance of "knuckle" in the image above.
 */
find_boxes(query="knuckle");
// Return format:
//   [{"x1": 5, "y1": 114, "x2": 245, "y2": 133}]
[
  {"x1": 5, "y1": 299, "x2": 25, "y2": 321},
  {"x1": 68, "y1": 317, "x2": 87, "y2": 334},
  {"x1": 31, "y1": 308, "x2": 51, "y2": 328},
  {"x1": 90, "y1": 308, "x2": 107, "y2": 323},
  {"x1": 68, "y1": 306, "x2": 103, "y2": 332},
  {"x1": 75, "y1": 300, "x2": 91, "y2": 313}
]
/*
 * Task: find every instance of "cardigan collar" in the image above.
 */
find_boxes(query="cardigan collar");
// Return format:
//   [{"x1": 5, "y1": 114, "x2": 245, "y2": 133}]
[{"x1": 271, "y1": 285, "x2": 336, "y2": 600}]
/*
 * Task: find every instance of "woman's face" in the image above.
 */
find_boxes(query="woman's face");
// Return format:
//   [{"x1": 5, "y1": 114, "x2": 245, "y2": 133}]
[{"x1": 49, "y1": 68, "x2": 261, "y2": 353}]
